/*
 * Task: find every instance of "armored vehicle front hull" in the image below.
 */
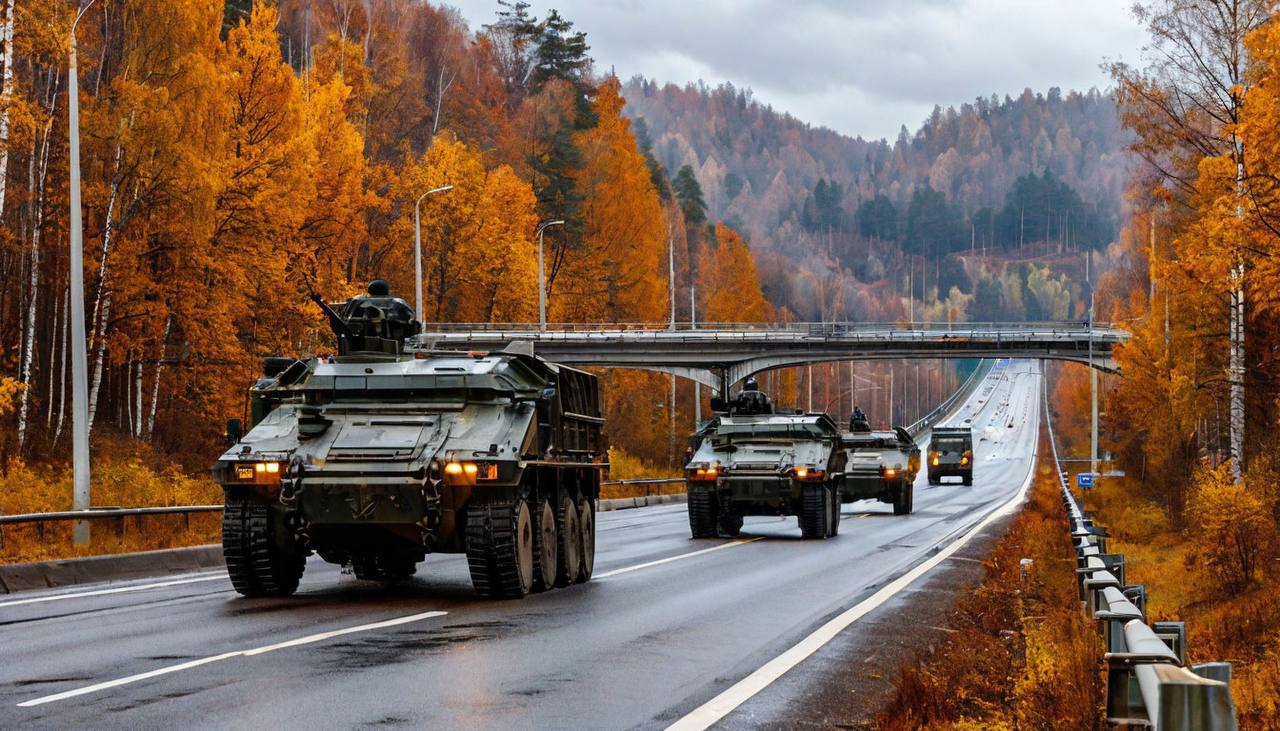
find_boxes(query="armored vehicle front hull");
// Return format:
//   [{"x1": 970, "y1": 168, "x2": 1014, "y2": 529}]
[
  {"x1": 685, "y1": 412, "x2": 844, "y2": 539},
  {"x1": 214, "y1": 346, "x2": 605, "y2": 599}
]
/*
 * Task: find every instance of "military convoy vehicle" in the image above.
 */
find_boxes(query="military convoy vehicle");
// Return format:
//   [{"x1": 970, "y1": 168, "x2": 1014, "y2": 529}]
[
  {"x1": 842, "y1": 427, "x2": 921, "y2": 515},
  {"x1": 684, "y1": 382, "x2": 844, "y2": 539},
  {"x1": 927, "y1": 426, "x2": 974, "y2": 485},
  {"x1": 213, "y1": 282, "x2": 605, "y2": 599}
]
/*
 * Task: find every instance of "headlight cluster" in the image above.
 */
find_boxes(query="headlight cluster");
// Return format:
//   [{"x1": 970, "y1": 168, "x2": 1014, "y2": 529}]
[
  {"x1": 791, "y1": 467, "x2": 826, "y2": 481},
  {"x1": 234, "y1": 461, "x2": 282, "y2": 484},
  {"x1": 686, "y1": 465, "x2": 721, "y2": 482},
  {"x1": 443, "y1": 461, "x2": 498, "y2": 485},
  {"x1": 883, "y1": 466, "x2": 901, "y2": 478},
  {"x1": 961, "y1": 450, "x2": 972, "y2": 466}
]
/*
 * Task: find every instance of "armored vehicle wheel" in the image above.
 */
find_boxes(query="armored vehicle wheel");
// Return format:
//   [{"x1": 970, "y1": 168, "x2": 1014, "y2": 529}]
[
  {"x1": 555, "y1": 494, "x2": 581, "y2": 587},
  {"x1": 799, "y1": 484, "x2": 833, "y2": 539},
  {"x1": 533, "y1": 496, "x2": 558, "y2": 592},
  {"x1": 688, "y1": 490, "x2": 719, "y2": 538},
  {"x1": 577, "y1": 497, "x2": 596, "y2": 583},
  {"x1": 466, "y1": 498, "x2": 535, "y2": 598},
  {"x1": 892, "y1": 483, "x2": 914, "y2": 515},
  {"x1": 352, "y1": 553, "x2": 417, "y2": 583},
  {"x1": 717, "y1": 509, "x2": 743, "y2": 537},
  {"x1": 222, "y1": 498, "x2": 305, "y2": 597},
  {"x1": 828, "y1": 488, "x2": 841, "y2": 537},
  {"x1": 962, "y1": 474, "x2": 973, "y2": 486}
]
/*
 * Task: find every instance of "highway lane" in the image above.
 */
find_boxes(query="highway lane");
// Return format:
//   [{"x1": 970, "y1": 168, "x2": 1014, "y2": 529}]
[{"x1": 1, "y1": 360, "x2": 1041, "y2": 730}]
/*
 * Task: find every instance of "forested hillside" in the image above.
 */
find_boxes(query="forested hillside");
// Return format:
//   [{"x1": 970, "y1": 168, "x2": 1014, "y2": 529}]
[
  {"x1": 624, "y1": 79, "x2": 1133, "y2": 323},
  {"x1": 0, "y1": 0, "x2": 775, "y2": 479}
]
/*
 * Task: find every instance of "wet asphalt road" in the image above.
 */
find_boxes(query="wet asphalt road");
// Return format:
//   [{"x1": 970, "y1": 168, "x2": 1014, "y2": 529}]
[{"x1": 1, "y1": 360, "x2": 1041, "y2": 730}]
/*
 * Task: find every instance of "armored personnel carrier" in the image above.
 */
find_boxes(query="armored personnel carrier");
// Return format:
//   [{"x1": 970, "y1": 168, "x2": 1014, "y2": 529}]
[
  {"x1": 684, "y1": 381, "x2": 843, "y2": 539},
  {"x1": 842, "y1": 427, "x2": 920, "y2": 515},
  {"x1": 927, "y1": 426, "x2": 974, "y2": 485},
  {"x1": 212, "y1": 282, "x2": 605, "y2": 599}
]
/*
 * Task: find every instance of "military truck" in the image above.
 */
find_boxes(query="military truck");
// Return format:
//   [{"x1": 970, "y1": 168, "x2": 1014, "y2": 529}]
[
  {"x1": 927, "y1": 426, "x2": 974, "y2": 485},
  {"x1": 842, "y1": 427, "x2": 920, "y2": 515},
  {"x1": 684, "y1": 383, "x2": 843, "y2": 540},
  {"x1": 212, "y1": 282, "x2": 605, "y2": 599}
]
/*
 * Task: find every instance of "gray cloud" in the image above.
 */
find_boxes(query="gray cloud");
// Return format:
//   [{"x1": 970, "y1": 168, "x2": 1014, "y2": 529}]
[{"x1": 445, "y1": 0, "x2": 1147, "y2": 140}]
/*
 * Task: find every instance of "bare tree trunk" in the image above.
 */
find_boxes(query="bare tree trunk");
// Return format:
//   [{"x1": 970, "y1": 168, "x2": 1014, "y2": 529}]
[
  {"x1": 0, "y1": 0, "x2": 15, "y2": 219},
  {"x1": 46, "y1": 284, "x2": 61, "y2": 428},
  {"x1": 86, "y1": 138, "x2": 126, "y2": 434},
  {"x1": 124, "y1": 359, "x2": 133, "y2": 435},
  {"x1": 145, "y1": 316, "x2": 170, "y2": 440},
  {"x1": 1230, "y1": 136, "x2": 1246, "y2": 484},
  {"x1": 16, "y1": 119, "x2": 53, "y2": 450},
  {"x1": 132, "y1": 355, "x2": 142, "y2": 438},
  {"x1": 54, "y1": 287, "x2": 69, "y2": 445}
]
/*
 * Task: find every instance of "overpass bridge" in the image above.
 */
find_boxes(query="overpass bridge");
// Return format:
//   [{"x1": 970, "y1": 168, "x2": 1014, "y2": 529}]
[{"x1": 419, "y1": 321, "x2": 1128, "y2": 395}]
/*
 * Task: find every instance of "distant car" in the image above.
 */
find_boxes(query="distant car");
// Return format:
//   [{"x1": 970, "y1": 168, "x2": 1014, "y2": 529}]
[
  {"x1": 928, "y1": 426, "x2": 974, "y2": 486},
  {"x1": 842, "y1": 427, "x2": 920, "y2": 515}
]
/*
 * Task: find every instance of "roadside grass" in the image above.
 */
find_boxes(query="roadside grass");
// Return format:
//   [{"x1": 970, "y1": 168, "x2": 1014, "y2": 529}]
[
  {"x1": 0, "y1": 437, "x2": 221, "y2": 564},
  {"x1": 1085, "y1": 482, "x2": 1280, "y2": 727},
  {"x1": 875, "y1": 459, "x2": 1105, "y2": 730}
]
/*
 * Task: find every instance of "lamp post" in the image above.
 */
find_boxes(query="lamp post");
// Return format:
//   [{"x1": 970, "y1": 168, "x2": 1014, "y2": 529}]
[
  {"x1": 414, "y1": 184, "x2": 453, "y2": 323},
  {"x1": 536, "y1": 219, "x2": 564, "y2": 330},
  {"x1": 68, "y1": 0, "x2": 97, "y2": 545}
]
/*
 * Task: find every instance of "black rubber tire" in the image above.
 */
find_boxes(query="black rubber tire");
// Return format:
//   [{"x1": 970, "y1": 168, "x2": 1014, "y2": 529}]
[
  {"x1": 717, "y1": 509, "x2": 744, "y2": 537},
  {"x1": 963, "y1": 474, "x2": 973, "y2": 486},
  {"x1": 222, "y1": 498, "x2": 305, "y2": 597},
  {"x1": 829, "y1": 486, "x2": 841, "y2": 537},
  {"x1": 928, "y1": 473, "x2": 940, "y2": 486},
  {"x1": 465, "y1": 498, "x2": 535, "y2": 598},
  {"x1": 352, "y1": 553, "x2": 417, "y2": 583},
  {"x1": 688, "y1": 489, "x2": 719, "y2": 538},
  {"x1": 576, "y1": 496, "x2": 595, "y2": 583},
  {"x1": 799, "y1": 484, "x2": 832, "y2": 539},
  {"x1": 892, "y1": 482, "x2": 912, "y2": 515},
  {"x1": 555, "y1": 493, "x2": 581, "y2": 587},
  {"x1": 533, "y1": 496, "x2": 558, "y2": 592}
]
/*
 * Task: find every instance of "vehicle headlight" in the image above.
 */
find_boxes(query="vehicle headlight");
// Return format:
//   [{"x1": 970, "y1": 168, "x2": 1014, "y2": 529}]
[
  {"x1": 443, "y1": 461, "x2": 497, "y2": 485},
  {"x1": 235, "y1": 461, "x2": 283, "y2": 484},
  {"x1": 791, "y1": 467, "x2": 826, "y2": 481},
  {"x1": 686, "y1": 464, "x2": 721, "y2": 481}
]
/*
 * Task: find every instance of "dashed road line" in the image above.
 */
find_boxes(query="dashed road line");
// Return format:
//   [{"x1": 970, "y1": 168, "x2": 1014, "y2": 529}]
[
  {"x1": 595, "y1": 538, "x2": 762, "y2": 579},
  {"x1": 16, "y1": 610, "x2": 448, "y2": 707}
]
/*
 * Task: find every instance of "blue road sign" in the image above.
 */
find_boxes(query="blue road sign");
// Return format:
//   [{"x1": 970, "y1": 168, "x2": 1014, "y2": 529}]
[{"x1": 1077, "y1": 472, "x2": 1095, "y2": 489}]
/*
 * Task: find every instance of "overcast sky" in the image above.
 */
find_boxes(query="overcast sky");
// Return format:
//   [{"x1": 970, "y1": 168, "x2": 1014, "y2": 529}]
[{"x1": 444, "y1": 0, "x2": 1148, "y2": 141}]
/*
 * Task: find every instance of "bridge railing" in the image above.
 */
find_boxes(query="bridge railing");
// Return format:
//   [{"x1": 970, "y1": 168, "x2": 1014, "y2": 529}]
[
  {"x1": 904, "y1": 359, "x2": 993, "y2": 437},
  {"x1": 422, "y1": 320, "x2": 1113, "y2": 334},
  {"x1": 1042, "y1": 383, "x2": 1236, "y2": 730}
]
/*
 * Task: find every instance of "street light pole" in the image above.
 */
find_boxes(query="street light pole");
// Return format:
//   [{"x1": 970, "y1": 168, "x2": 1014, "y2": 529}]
[
  {"x1": 536, "y1": 219, "x2": 564, "y2": 330},
  {"x1": 68, "y1": 0, "x2": 97, "y2": 545},
  {"x1": 414, "y1": 184, "x2": 453, "y2": 324}
]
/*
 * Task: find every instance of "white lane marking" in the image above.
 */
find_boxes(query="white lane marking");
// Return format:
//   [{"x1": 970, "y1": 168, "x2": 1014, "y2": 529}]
[
  {"x1": 667, "y1": 372, "x2": 1040, "y2": 731},
  {"x1": 17, "y1": 610, "x2": 448, "y2": 707},
  {"x1": 0, "y1": 573, "x2": 228, "y2": 609},
  {"x1": 595, "y1": 538, "x2": 762, "y2": 579}
]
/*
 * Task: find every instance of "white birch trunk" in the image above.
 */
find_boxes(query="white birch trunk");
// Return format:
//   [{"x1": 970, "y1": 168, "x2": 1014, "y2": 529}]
[
  {"x1": 46, "y1": 284, "x2": 61, "y2": 428},
  {"x1": 145, "y1": 316, "x2": 170, "y2": 440},
  {"x1": 1230, "y1": 142, "x2": 1246, "y2": 483},
  {"x1": 0, "y1": 0, "x2": 16, "y2": 219},
  {"x1": 85, "y1": 138, "x2": 126, "y2": 434},
  {"x1": 132, "y1": 356, "x2": 142, "y2": 438},
  {"x1": 16, "y1": 120, "x2": 52, "y2": 449},
  {"x1": 54, "y1": 288, "x2": 69, "y2": 444}
]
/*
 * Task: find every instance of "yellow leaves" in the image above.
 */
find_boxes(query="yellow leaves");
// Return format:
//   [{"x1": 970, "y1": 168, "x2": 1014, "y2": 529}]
[
  {"x1": 0, "y1": 376, "x2": 23, "y2": 417},
  {"x1": 698, "y1": 223, "x2": 770, "y2": 323},
  {"x1": 1185, "y1": 462, "x2": 1278, "y2": 593},
  {"x1": 552, "y1": 79, "x2": 668, "y2": 322},
  {"x1": 390, "y1": 135, "x2": 539, "y2": 323}
]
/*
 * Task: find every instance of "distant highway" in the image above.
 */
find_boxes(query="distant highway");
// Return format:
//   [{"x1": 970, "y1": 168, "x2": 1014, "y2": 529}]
[{"x1": 1, "y1": 361, "x2": 1041, "y2": 730}]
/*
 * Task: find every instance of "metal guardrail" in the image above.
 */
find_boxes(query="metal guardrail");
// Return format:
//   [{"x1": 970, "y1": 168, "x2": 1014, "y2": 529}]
[
  {"x1": 1043, "y1": 383, "x2": 1236, "y2": 730},
  {"x1": 0, "y1": 478, "x2": 686, "y2": 530},
  {"x1": 904, "y1": 358, "x2": 994, "y2": 436}
]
